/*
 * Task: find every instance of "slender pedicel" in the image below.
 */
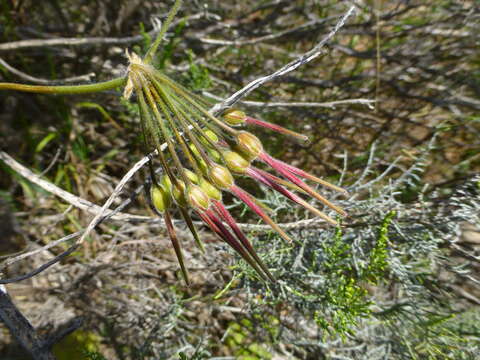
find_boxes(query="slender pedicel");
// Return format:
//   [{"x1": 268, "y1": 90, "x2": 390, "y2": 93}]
[
  {"x1": 150, "y1": 184, "x2": 190, "y2": 285},
  {"x1": 165, "y1": 211, "x2": 190, "y2": 285},
  {"x1": 178, "y1": 206, "x2": 204, "y2": 253},
  {"x1": 213, "y1": 200, "x2": 275, "y2": 282}
]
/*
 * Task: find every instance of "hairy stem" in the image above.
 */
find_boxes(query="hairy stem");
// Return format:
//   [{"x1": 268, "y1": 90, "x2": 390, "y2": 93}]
[
  {"x1": 0, "y1": 76, "x2": 126, "y2": 94},
  {"x1": 143, "y1": 0, "x2": 183, "y2": 65}
]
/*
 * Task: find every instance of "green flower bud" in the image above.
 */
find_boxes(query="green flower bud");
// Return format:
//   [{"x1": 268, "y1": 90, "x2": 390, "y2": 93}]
[
  {"x1": 186, "y1": 184, "x2": 210, "y2": 211},
  {"x1": 198, "y1": 159, "x2": 208, "y2": 174},
  {"x1": 190, "y1": 141, "x2": 220, "y2": 162},
  {"x1": 223, "y1": 150, "x2": 250, "y2": 173},
  {"x1": 208, "y1": 148, "x2": 221, "y2": 162},
  {"x1": 236, "y1": 131, "x2": 263, "y2": 160},
  {"x1": 208, "y1": 164, "x2": 234, "y2": 190},
  {"x1": 189, "y1": 142, "x2": 200, "y2": 157},
  {"x1": 199, "y1": 178, "x2": 222, "y2": 201},
  {"x1": 150, "y1": 185, "x2": 172, "y2": 213},
  {"x1": 184, "y1": 168, "x2": 199, "y2": 183},
  {"x1": 161, "y1": 175, "x2": 172, "y2": 191},
  {"x1": 172, "y1": 180, "x2": 187, "y2": 207},
  {"x1": 200, "y1": 129, "x2": 219, "y2": 145},
  {"x1": 223, "y1": 109, "x2": 246, "y2": 126}
]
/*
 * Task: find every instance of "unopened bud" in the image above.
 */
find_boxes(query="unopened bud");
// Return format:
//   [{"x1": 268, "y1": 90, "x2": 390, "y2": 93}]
[
  {"x1": 223, "y1": 109, "x2": 246, "y2": 126},
  {"x1": 172, "y1": 180, "x2": 187, "y2": 207},
  {"x1": 198, "y1": 159, "x2": 208, "y2": 174},
  {"x1": 208, "y1": 149, "x2": 221, "y2": 162},
  {"x1": 190, "y1": 141, "x2": 220, "y2": 162},
  {"x1": 187, "y1": 185, "x2": 210, "y2": 210},
  {"x1": 223, "y1": 150, "x2": 250, "y2": 173},
  {"x1": 199, "y1": 178, "x2": 222, "y2": 201},
  {"x1": 161, "y1": 175, "x2": 173, "y2": 191},
  {"x1": 189, "y1": 142, "x2": 200, "y2": 157},
  {"x1": 150, "y1": 185, "x2": 172, "y2": 213},
  {"x1": 200, "y1": 129, "x2": 219, "y2": 145},
  {"x1": 236, "y1": 131, "x2": 263, "y2": 160},
  {"x1": 184, "y1": 168, "x2": 199, "y2": 183},
  {"x1": 208, "y1": 164, "x2": 234, "y2": 190}
]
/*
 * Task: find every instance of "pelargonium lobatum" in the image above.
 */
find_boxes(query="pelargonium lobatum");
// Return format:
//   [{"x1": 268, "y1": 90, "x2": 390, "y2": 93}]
[{"x1": 124, "y1": 49, "x2": 347, "y2": 285}]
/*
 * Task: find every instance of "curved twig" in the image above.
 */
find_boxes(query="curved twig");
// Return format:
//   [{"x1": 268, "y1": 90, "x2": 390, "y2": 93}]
[
  {"x1": 209, "y1": 5, "x2": 356, "y2": 114},
  {"x1": 0, "y1": 57, "x2": 95, "y2": 85},
  {"x1": 203, "y1": 91, "x2": 375, "y2": 109},
  {"x1": 0, "y1": 12, "x2": 217, "y2": 52}
]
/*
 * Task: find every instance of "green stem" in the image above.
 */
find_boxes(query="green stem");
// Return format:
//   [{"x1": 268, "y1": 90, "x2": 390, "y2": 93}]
[
  {"x1": 160, "y1": 84, "x2": 226, "y2": 162},
  {"x1": 141, "y1": 79, "x2": 190, "y2": 187},
  {"x1": 133, "y1": 75, "x2": 175, "y2": 185},
  {"x1": 151, "y1": 79, "x2": 211, "y2": 167},
  {"x1": 143, "y1": 0, "x2": 183, "y2": 65},
  {"x1": 153, "y1": 71, "x2": 237, "y2": 135},
  {"x1": 150, "y1": 85, "x2": 202, "y2": 176},
  {"x1": 0, "y1": 77, "x2": 126, "y2": 94}
]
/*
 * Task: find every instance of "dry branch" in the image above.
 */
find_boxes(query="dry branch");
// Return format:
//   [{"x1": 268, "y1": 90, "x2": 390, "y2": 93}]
[
  {"x1": 0, "y1": 13, "x2": 212, "y2": 52},
  {"x1": 0, "y1": 58, "x2": 95, "y2": 85},
  {"x1": 0, "y1": 284, "x2": 82, "y2": 360}
]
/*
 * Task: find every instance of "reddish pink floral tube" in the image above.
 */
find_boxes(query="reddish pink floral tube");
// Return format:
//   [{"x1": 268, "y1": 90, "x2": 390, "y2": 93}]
[
  {"x1": 230, "y1": 185, "x2": 292, "y2": 243},
  {"x1": 259, "y1": 152, "x2": 347, "y2": 217},
  {"x1": 245, "y1": 116, "x2": 309, "y2": 142}
]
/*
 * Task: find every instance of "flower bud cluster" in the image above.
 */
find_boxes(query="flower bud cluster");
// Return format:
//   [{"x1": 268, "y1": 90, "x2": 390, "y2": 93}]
[{"x1": 125, "y1": 53, "x2": 347, "y2": 284}]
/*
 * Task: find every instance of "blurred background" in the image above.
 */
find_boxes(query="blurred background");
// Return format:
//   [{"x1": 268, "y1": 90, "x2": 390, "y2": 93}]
[{"x1": 0, "y1": 1, "x2": 479, "y2": 359}]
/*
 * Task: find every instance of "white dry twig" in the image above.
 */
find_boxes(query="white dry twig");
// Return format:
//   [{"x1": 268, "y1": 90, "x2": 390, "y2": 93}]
[
  {"x1": 199, "y1": 16, "x2": 337, "y2": 46},
  {"x1": 0, "y1": 57, "x2": 95, "y2": 85},
  {"x1": 210, "y1": 5, "x2": 357, "y2": 114},
  {"x1": 0, "y1": 12, "x2": 214, "y2": 52},
  {"x1": 0, "y1": 151, "x2": 150, "y2": 223},
  {"x1": 203, "y1": 91, "x2": 375, "y2": 109}
]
